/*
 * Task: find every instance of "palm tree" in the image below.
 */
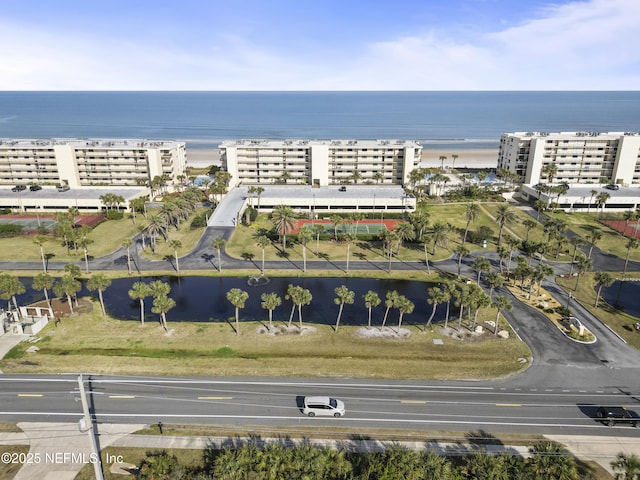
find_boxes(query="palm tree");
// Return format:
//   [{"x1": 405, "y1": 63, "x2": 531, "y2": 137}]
[
  {"x1": 168, "y1": 239, "x2": 182, "y2": 274},
  {"x1": 484, "y1": 272, "x2": 504, "y2": 298},
  {"x1": 152, "y1": 295, "x2": 176, "y2": 333},
  {"x1": 596, "y1": 191, "x2": 611, "y2": 218},
  {"x1": 504, "y1": 234, "x2": 520, "y2": 277},
  {"x1": 495, "y1": 204, "x2": 516, "y2": 246},
  {"x1": 587, "y1": 230, "x2": 603, "y2": 258},
  {"x1": 451, "y1": 244, "x2": 469, "y2": 278},
  {"x1": 330, "y1": 214, "x2": 343, "y2": 238},
  {"x1": 363, "y1": 290, "x2": 381, "y2": 329},
  {"x1": 528, "y1": 441, "x2": 577, "y2": 480},
  {"x1": 312, "y1": 223, "x2": 325, "y2": 255},
  {"x1": 212, "y1": 236, "x2": 226, "y2": 272},
  {"x1": 472, "y1": 256, "x2": 491, "y2": 285},
  {"x1": 623, "y1": 238, "x2": 639, "y2": 274},
  {"x1": 574, "y1": 255, "x2": 593, "y2": 290},
  {"x1": 254, "y1": 186, "x2": 265, "y2": 211},
  {"x1": 52, "y1": 275, "x2": 81, "y2": 315},
  {"x1": 287, "y1": 285, "x2": 312, "y2": 330},
  {"x1": 394, "y1": 222, "x2": 415, "y2": 257},
  {"x1": 382, "y1": 290, "x2": 399, "y2": 329},
  {"x1": 122, "y1": 238, "x2": 133, "y2": 275},
  {"x1": 587, "y1": 188, "x2": 598, "y2": 213},
  {"x1": 128, "y1": 281, "x2": 153, "y2": 326},
  {"x1": 395, "y1": 295, "x2": 414, "y2": 332},
  {"x1": 426, "y1": 286, "x2": 446, "y2": 330},
  {"x1": 568, "y1": 236, "x2": 586, "y2": 275},
  {"x1": 271, "y1": 205, "x2": 296, "y2": 250},
  {"x1": 343, "y1": 233, "x2": 356, "y2": 274},
  {"x1": 0, "y1": 274, "x2": 25, "y2": 318},
  {"x1": 451, "y1": 154, "x2": 458, "y2": 169},
  {"x1": 255, "y1": 235, "x2": 270, "y2": 275},
  {"x1": 297, "y1": 225, "x2": 313, "y2": 273},
  {"x1": 594, "y1": 271, "x2": 614, "y2": 308},
  {"x1": 611, "y1": 453, "x2": 640, "y2": 480},
  {"x1": 469, "y1": 286, "x2": 491, "y2": 330},
  {"x1": 33, "y1": 235, "x2": 48, "y2": 273},
  {"x1": 260, "y1": 292, "x2": 281, "y2": 331},
  {"x1": 87, "y1": 273, "x2": 111, "y2": 318},
  {"x1": 542, "y1": 162, "x2": 558, "y2": 184},
  {"x1": 492, "y1": 296, "x2": 512, "y2": 335},
  {"x1": 226, "y1": 288, "x2": 249, "y2": 335},
  {"x1": 32, "y1": 272, "x2": 54, "y2": 310},
  {"x1": 462, "y1": 203, "x2": 480, "y2": 244},
  {"x1": 430, "y1": 222, "x2": 450, "y2": 255},
  {"x1": 149, "y1": 279, "x2": 170, "y2": 300},
  {"x1": 333, "y1": 285, "x2": 355, "y2": 332},
  {"x1": 534, "y1": 199, "x2": 547, "y2": 221},
  {"x1": 497, "y1": 246, "x2": 509, "y2": 274},
  {"x1": 522, "y1": 219, "x2": 537, "y2": 242}
]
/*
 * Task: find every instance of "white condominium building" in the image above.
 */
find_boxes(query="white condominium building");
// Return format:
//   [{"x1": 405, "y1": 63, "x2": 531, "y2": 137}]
[
  {"x1": 220, "y1": 139, "x2": 422, "y2": 187},
  {"x1": 497, "y1": 132, "x2": 640, "y2": 185},
  {"x1": 0, "y1": 139, "x2": 187, "y2": 188}
]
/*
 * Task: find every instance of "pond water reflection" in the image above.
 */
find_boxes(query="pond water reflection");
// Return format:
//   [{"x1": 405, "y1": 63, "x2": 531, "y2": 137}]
[
  {"x1": 99, "y1": 276, "x2": 440, "y2": 327},
  {"x1": 601, "y1": 280, "x2": 640, "y2": 318}
]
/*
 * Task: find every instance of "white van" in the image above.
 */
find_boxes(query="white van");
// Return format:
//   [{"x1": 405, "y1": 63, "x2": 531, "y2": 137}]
[{"x1": 302, "y1": 396, "x2": 346, "y2": 417}]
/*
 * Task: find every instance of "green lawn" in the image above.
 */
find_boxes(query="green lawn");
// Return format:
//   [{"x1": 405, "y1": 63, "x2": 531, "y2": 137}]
[
  {"x1": 548, "y1": 211, "x2": 640, "y2": 262},
  {"x1": 0, "y1": 298, "x2": 531, "y2": 380},
  {"x1": 227, "y1": 205, "x2": 501, "y2": 266},
  {"x1": 557, "y1": 272, "x2": 640, "y2": 350}
]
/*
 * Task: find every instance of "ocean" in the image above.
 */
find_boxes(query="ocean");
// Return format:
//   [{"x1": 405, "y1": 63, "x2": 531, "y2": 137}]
[{"x1": 0, "y1": 91, "x2": 639, "y2": 150}]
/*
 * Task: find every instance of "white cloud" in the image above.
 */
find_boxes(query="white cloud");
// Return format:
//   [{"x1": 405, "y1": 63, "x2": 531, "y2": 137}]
[{"x1": 0, "y1": 0, "x2": 638, "y2": 89}]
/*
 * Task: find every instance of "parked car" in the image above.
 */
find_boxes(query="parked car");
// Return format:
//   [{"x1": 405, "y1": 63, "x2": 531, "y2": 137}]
[
  {"x1": 57, "y1": 184, "x2": 70, "y2": 192},
  {"x1": 302, "y1": 396, "x2": 345, "y2": 417},
  {"x1": 604, "y1": 184, "x2": 620, "y2": 190},
  {"x1": 596, "y1": 406, "x2": 638, "y2": 427},
  {"x1": 338, "y1": 186, "x2": 347, "y2": 192},
  {"x1": 29, "y1": 185, "x2": 42, "y2": 191},
  {"x1": 11, "y1": 185, "x2": 26, "y2": 192}
]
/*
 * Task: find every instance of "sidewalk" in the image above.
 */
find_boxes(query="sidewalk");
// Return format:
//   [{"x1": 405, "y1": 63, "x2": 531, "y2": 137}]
[
  {"x1": 2, "y1": 423, "x2": 638, "y2": 478},
  {"x1": 0, "y1": 334, "x2": 28, "y2": 373}
]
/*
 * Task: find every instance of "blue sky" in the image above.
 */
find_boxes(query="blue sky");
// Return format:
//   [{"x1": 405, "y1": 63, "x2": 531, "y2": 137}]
[{"x1": 0, "y1": 0, "x2": 637, "y2": 90}]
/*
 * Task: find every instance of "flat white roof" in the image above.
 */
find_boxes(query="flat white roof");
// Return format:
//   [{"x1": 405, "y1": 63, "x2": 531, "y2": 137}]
[
  {"x1": 0, "y1": 138, "x2": 184, "y2": 149},
  {"x1": 219, "y1": 139, "x2": 421, "y2": 148}
]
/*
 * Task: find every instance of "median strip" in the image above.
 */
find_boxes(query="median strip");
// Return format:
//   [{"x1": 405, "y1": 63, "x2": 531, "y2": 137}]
[
  {"x1": 495, "y1": 403, "x2": 522, "y2": 407},
  {"x1": 400, "y1": 400, "x2": 427, "y2": 404}
]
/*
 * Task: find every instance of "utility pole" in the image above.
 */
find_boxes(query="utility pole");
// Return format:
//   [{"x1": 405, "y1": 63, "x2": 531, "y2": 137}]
[{"x1": 78, "y1": 374, "x2": 104, "y2": 480}]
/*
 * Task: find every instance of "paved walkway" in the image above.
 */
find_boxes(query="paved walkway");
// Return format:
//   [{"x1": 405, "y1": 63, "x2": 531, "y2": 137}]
[
  {"x1": 1, "y1": 423, "x2": 637, "y2": 477},
  {"x1": 0, "y1": 334, "x2": 27, "y2": 373}
]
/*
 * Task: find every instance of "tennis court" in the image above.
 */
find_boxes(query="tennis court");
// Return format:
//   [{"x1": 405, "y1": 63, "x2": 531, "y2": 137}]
[
  {"x1": 0, "y1": 214, "x2": 104, "y2": 233},
  {"x1": 294, "y1": 219, "x2": 399, "y2": 235}
]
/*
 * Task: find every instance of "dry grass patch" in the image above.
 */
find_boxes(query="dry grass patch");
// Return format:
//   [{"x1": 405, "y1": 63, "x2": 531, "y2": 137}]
[{"x1": 0, "y1": 299, "x2": 530, "y2": 380}]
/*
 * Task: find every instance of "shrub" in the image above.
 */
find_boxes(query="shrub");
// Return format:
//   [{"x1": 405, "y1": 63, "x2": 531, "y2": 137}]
[
  {"x1": 105, "y1": 210, "x2": 124, "y2": 220},
  {"x1": 190, "y1": 214, "x2": 208, "y2": 229},
  {"x1": 0, "y1": 224, "x2": 23, "y2": 237}
]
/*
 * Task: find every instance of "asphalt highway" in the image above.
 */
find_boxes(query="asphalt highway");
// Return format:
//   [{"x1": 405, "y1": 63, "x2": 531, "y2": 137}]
[{"x1": 0, "y1": 375, "x2": 639, "y2": 438}]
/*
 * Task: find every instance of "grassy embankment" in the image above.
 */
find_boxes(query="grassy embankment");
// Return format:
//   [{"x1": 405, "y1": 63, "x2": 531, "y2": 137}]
[{"x1": 0, "y1": 292, "x2": 530, "y2": 380}]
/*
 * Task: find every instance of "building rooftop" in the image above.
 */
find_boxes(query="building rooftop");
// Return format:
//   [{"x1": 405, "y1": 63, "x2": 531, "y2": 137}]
[
  {"x1": 219, "y1": 139, "x2": 422, "y2": 148},
  {"x1": 506, "y1": 131, "x2": 639, "y2": 139},
  {"x1": 0, "y1": 138, "x2": 184, "y2": 149}
]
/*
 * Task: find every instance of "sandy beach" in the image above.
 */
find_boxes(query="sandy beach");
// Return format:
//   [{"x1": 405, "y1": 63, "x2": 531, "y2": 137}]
[
  {"x1": 185, "y1": 147, "x2": 499, "y2": 170},
  {"x1": 421, "y1": 148, "x2": 498, "y2": 170}
]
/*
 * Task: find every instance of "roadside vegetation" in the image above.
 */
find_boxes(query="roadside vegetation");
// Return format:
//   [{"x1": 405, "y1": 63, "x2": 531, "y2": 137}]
[
  {"x1": 0, "y1": 295, "x2": 530, "y2": 379},
  {"x1": 74, "y1": 440, "x2": 615, "y2": 480}
]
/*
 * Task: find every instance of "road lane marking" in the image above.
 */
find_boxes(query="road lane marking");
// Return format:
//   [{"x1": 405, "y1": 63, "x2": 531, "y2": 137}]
[
  {"x1": 496, "y1": 403, "x2": 522, "y2": 407},
  {"x1": 400, "y1": 400, "x2": 426, "y2": 404},
  {"x1": 18, "y1": 394, "x2": 43, "y2": 397},
  {"x1": 109, "y1": 395, "x2": 136, "y2": 399},
  {"x1": 198, "y1": 396, "x2": 233, "y2": 400}
]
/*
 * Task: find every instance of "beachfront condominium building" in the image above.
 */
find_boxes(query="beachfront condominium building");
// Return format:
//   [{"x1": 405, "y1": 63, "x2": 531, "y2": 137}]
[
  {"x1": 220, "y1": 139, "x2": 422, "y2": 187},
  {"x1": 497, "y1": 132, "x2": 640, "y2": 185},
  {"x1": 0, "y1": 139, "x2": 186, "y2": 188}
]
